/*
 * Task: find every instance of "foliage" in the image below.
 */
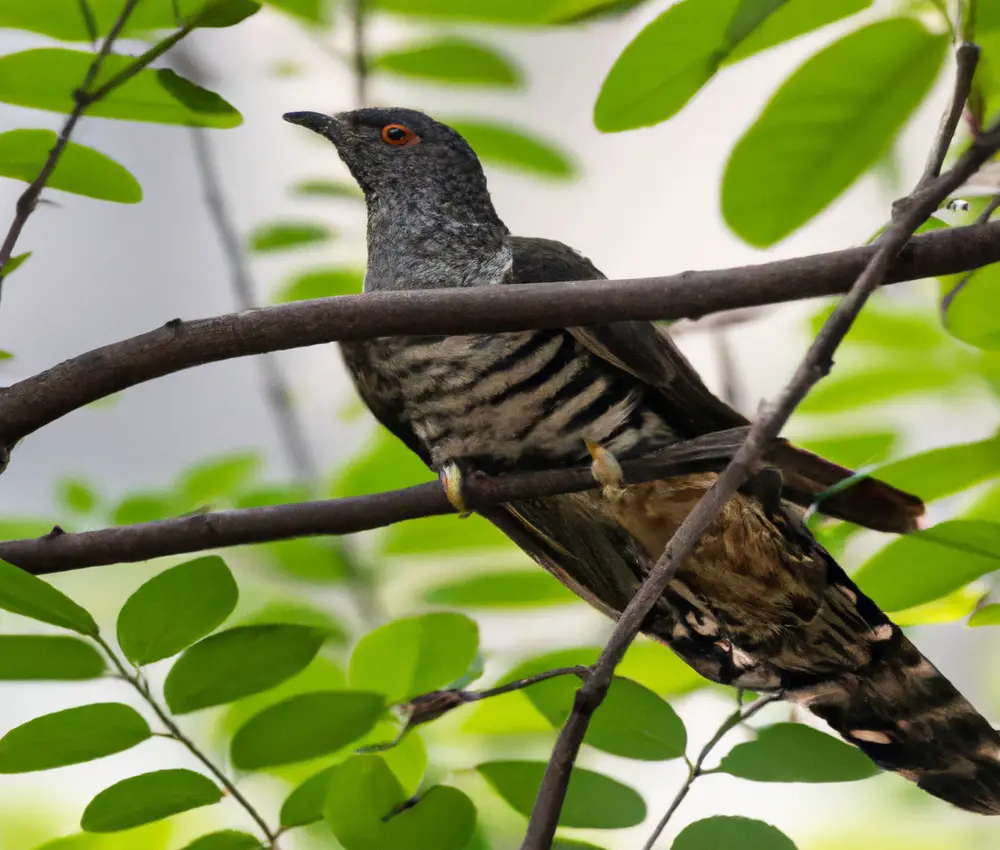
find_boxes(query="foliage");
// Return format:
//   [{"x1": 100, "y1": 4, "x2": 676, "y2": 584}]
[{"x1": 3, "y1": 0, "x2": 1000, "y2": 849}]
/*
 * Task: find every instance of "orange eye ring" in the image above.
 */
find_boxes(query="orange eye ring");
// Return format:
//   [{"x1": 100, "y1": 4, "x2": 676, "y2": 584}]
[{"x1": 381, "y1": 123, "x2": 417, "y2": 146}]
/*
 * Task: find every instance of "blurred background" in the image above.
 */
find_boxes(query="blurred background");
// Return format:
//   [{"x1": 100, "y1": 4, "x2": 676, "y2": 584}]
[{"x1": 1, "y1": 0, "x2": 999, "y2": 847}]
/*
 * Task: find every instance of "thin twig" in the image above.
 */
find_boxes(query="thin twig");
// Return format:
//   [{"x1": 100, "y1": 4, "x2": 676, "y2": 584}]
[
  {"x1": 712, "y1": 330, "x2": 742, "y2": 411},
  {"x1": 189, "y1": 128, "x2": 320, "y2": 483},
  {"x1": 913, "y1": 41, "x2": 979, "y2": 193},
  {"x1": 350, "y1": 0, "x2": 370, "y2": 108},
  {"x1": 94, "y1": 636, "x2": 279, "y2": 846},
  {"x1": 0, "y1": 428, "x2": 924, "y2": 574},
  {"x1": 1, "y1": 219, "x2": 1000, "y2": 460},
  {"x1": 359, "y1": 666, "x2": 591, "y2": 750},
  {"x1": 0, "y1": 0, "x2": 143, "y2": 299},
  {"x1": 642, "y1": 694, "x2": 780, "y2": 850},
  {"x1": 518, "y1": 46, "x2": 995, "y2": 850}
]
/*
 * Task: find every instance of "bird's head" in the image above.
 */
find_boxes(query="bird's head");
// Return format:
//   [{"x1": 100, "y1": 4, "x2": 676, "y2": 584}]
[{"x1": 282, "y1": 107, "x2": 490, "y2": 206}]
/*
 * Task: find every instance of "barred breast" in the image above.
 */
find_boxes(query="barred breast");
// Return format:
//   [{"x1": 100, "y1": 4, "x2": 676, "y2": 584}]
[{"x1": 340, "y1": 330, "x2": 677, "y2": 474}]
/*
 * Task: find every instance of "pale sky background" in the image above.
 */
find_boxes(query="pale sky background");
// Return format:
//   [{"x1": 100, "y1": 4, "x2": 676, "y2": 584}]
[{"x1": 0, "y1": 1, "x2": 998, "y2": 848}]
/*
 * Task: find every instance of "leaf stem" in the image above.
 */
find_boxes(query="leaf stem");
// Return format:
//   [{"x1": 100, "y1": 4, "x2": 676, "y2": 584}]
[
  {"x1": 641, "y1": 694, "x2": 780, "y2": 850},
  {"x1": 93, "y1": 635, "x2": 279, "y2": 847}
]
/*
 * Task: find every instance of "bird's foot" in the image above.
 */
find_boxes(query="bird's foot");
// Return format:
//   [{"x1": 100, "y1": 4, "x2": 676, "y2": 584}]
[
  {"x1": 585, "y1": 439, "x2": 626, "y2": 500},
  {"x1": 440, "y1": 462, "x2": 471, "y2": 518}
]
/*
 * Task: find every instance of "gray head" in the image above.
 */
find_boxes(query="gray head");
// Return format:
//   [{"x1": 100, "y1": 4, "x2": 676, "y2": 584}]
[
  {"x1": 283, "y1": 107, "x2": 511, "y2": 291},
  {"x1": 283, "y1": 108, "x2": 498, "y2": 213}
]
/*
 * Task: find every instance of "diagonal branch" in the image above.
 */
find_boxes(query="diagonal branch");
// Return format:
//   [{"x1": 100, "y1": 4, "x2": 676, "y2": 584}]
[
  {"x1": 1, "y1": 218, "x2": 1000, "y2": 461},
  {"x1": 518, "y1": 49, "x2": 1000, "y2": 850}
]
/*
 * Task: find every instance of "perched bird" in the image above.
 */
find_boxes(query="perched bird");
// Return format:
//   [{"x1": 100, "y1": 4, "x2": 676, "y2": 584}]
[{"x1": 284, "y1": 107, "x2": 1000, "y2": 814}]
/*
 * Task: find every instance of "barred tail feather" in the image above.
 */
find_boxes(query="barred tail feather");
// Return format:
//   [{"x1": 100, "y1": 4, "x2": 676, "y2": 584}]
[{"x1": 792, "y1": 632, "x2": 1000, "y2": 815}]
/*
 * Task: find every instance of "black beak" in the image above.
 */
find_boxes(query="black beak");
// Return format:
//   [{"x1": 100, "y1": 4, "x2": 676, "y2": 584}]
[{"x1": 282, "y1": 111, "x2": 337, "y2": 138}]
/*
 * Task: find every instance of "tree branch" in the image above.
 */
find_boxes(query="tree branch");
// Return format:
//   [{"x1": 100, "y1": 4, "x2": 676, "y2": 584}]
[
  {"x1": 518, "y1": 47, "x2": 998, "y2": 850},
  {"x1": 1, "y1": 219, "x2": 999, "y2": 460},
  {"x1": 0, "y1": 429, "x2": 786, "y2": 574}
]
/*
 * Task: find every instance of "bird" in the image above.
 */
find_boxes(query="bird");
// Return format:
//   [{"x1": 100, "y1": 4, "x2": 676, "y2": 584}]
[{"x1": 284, "y1": 106, "x2": 1000, "y2": 815}]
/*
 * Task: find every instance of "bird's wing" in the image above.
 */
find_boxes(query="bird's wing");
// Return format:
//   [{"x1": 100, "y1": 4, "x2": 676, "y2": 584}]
[{"x1": 509, "y1": 235, "x2": 924, "y2": 533}]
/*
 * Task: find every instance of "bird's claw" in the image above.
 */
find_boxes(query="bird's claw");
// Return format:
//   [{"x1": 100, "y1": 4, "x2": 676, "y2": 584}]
[
  {"x1": 585, "y1": 439, "x2": 626, "y2": 499},
  {"x1": 441, "y1": 462, "x2": 471, "y2": 517}
]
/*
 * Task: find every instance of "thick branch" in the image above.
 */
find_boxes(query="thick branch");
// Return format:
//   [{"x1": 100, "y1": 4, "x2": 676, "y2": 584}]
[
  {"x1": 0, "y1": 430, "x2": 776, "y2": 574},
  {"x1": 518, "y1": 52, "x2": 998, "y2": 850},
  {"x1": 1, "y1": 220, "x2": 1000, "y2": 454}
]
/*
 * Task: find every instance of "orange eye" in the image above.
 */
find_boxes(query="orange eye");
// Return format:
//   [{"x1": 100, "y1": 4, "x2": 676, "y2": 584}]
[{"x1": 381, "y1": 123, "x2": 417, "y2": 146}]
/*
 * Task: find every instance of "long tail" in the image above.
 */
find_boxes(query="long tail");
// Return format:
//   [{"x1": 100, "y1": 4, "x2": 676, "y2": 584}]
[{"x1": 789, "y1": 615, "x2": 1000, "y2": 814}]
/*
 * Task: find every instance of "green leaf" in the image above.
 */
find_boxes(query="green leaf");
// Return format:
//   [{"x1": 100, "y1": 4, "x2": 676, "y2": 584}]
[
  {"x1": 718, "y1": 723, "x2": 878, "y2": 782},
  {"x1": 258, "y1": 537, "x2": 352, "y2": 582},
  {"x1": 290, "y1": 178, "x2": 362, "y2": 198},
  {"x1": 117, "y1": 555, "x2": 238, "y2": 665},
  {"x1": 349, "y1": 613, "x2": 479, "y2": 702},
  {"x1": 943, "y1": 264, "x2": 1000, "y2": 349},
  {"x1": 969, "y1": 603, "x2": 1000, "y2": 627},
  {"x1": 873, "y1": 436, "x2": 1000, "y2": 503},
  {"x1": 178, "y1": 452, "x2": 260, "y2": 506},
  {"x1": 380, "y1": 785, "x2": 476, "y2": 850},
  {"x1": 892, "y1": 586, "x2": 982, "y2": 627},
  {"x1": 112, "y1": 492, "x2": 177, "y2": 525},
  {"x1": 164, "y1": 624, "x2": 326, "y2": 714},
  {"x1": 324, "y1": 756, "x2": 476, "y2": 850},
  {"x1": 672, "y1": 816, "x2": 797, "y2": 850},
  {"x1": 280, "y1": 720, "x2": 426, "y2": 827},
  {"x1": 793, "y1": 432, "x2": 897, "y2": 469},
  {"x1": 324, "y1": 756, "x2": 403, "y2": 849},
  {"x1": 0, "y1": 635, "x2": 104, "y2": 679},
  {"x1": 388, "y1": 514, "x2": 522, "y2": 554},
  {"x1": 81, "y1": 769, "x2": 222, "y2": 832},
  {"x1": 796, "y1": 361, "x2": 960, "y2": 414},
  {"x1": 594, "y1": 0, "x2": 751, "y2": 132},
  {"x1": 594, "y1": 0, "x2": 867, "y2": 133},
  {"x1": 0, "y1": 50, "x2": 242, "y2": 128},
  {"x1": 447, "y1": 120, "x2": 575, "y2": 178},
  {"x1": 192, "y1": 0, "x2": 260, "y2": 27},
  {"x1": 423, "y1": 570, "x2": 577, "y2": 607},
  {"x1": 0, "y1": 703, "x2": 150, "y2": 773},
  {"x1": 58, "y1": 478, "x2": 99, "y2": 515},
  {"x1": 855, "y1": 521, "x2": 1000, "y2": 611},
  {"x1": 373, "y1": 38, "x2": 522, "y2": 87},
  {"x1": 263, "y1": 0, "x2": 326, "y2": 22},
  {"x1": 238, "y1": 600, "x2": 348, "y2": 644},
  {"x1": 807, "y1": 302, "x2": 949, "y2": 352},
  {"x1": 281, "y1": 765, "x2": 338, "y2": 828},
  {"x1": 0, "y1": 130, "x2": 141, "y2": 203},
  {"x1": 726, "y1": 0, "x2": 871, "y2": 63},
  {"x1": 0, "y1": 559, "x2": 98, "y2": 635},
  {"x1": 371, "y1": 0, "x2": 561, "y2": 23},
  {"x1": 477, "y1": 761, "x2": 645, "y2": 828},
  {"x1": 722, "y1": 19, "x2": 948, "y2": 245},
  {"x1": 275, "y1": 267, "x2": 363, "y2": 302},
  {"x1": 503, "y1": 653, "x2": 686, "y2": 760},
  {"x1": 248, "y1": 221, "x2": 332, "y2": 253},
  {"x1": 0, "y1": 0, "x2": 259, "y2": 39},
  {"x1": 231, "y1": 690, "x2": 385, "y2": 770},
  {"x1": 179, "y1": 831, "x2": 262, "y2": 850},
  {"x1": 2, "y1": 251, "x2": 29, "y2": 276}
]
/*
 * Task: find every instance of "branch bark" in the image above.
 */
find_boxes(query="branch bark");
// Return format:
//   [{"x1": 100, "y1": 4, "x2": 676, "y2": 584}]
[
  {"x1": 1, "y1": 219, "x2": 999, "y2": 459},
  {"x1": 518, "y1": 44, "x2": 994, "y2": 850},
  {"x1": 0, "y1": 429, "x2": 778, "y2": 574}
]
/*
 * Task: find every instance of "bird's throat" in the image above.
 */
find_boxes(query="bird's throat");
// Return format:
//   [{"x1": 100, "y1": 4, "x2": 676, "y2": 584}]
[{"x1": 363, "y1": 197, "x2": 511, "y2": 292}]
